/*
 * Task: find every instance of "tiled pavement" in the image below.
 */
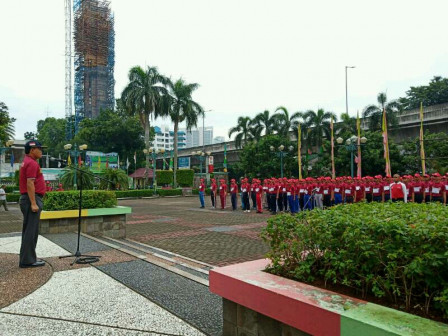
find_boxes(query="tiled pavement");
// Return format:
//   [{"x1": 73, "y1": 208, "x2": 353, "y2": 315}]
[{"x1": 120, "y1": 197, "x2": 271, "y2": 266}]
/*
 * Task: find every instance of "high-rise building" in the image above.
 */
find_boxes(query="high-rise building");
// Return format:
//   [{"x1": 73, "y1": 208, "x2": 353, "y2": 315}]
[
  {"x1": 73, "y1": 0, "x2": 115, "y2": 134},
  {"x1": 213, "y1": 136, "x2": 226, "y2": 144},
  {"x1": 152, "y1": 126, "x2": 187, "y2": 151},
  {"x1": 180, "y1": 127, "x2": 213, "y2": 148}
]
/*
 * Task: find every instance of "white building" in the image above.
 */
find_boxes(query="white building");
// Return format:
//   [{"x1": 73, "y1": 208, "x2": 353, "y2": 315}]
[
  {"x1": 213, "y1": 136, "x2": 226, "y2": 144},
  {"x1": 180, "y1": 126, "x2": 213, "y2": 148},
  {"x1": 152, "y1": 126, "x2": 187, "y2": 151}
]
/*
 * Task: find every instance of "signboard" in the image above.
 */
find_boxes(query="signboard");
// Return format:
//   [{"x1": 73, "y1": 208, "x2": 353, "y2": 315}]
[
  {"x1": 178, "y1": 157, "x2": 190, "y2": 169},
  {"x1": 85, "y1": 151, "x2": 118, "y2": 173},
  {"x1": 208, "y1": 156, "x2": 214, "y2": 165}
]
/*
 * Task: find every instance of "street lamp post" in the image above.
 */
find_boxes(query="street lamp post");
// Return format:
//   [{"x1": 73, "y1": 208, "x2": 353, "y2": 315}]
[
  {"x1": 270, "y1": 145, "x2": 294, "y2": 178},
  {"x1": 336, "y1": 136, "x2": 367, "y2": 177},
  {"x1": 202, "y1": 110, "x2": 212, "y2": 153},
  {"x1": 64, "y1": 143, "x2": 87, "y2": 189},
  {"x1": 345, "y1": 66, "x2": 356, "y2": 115},
  {"x1": 143, "y1": 147, "x2": 160, "y2": 195},
  {"x1": 0, "y1": 140, "x2": 14, "y2": 183}
]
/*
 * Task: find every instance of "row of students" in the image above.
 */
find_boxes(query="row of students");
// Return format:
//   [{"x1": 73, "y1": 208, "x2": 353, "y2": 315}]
[{"x1": 197, "y1": 173, "x2": 448, "y2": 213}]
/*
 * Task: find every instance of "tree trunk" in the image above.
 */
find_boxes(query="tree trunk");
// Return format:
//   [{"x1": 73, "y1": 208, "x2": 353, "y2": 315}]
[
  {"x1": 173, "y1": 121, "x2": 178, "y2": 188},
  {"x1": 144, "y1": 112, "x2": 150, "y2": 187}
]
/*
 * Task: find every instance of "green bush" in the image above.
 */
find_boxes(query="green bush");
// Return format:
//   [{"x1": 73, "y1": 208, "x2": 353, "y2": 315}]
[
  {"x1": 176, "y1": 169, "x2": 194, "y2": 187},
  {"x1": 6, "y1": 193, "x2": 20, "y2": 202},
  {"x1": 115, "y1": 189, "x2": 154, "y2": 198},
  {"x1": 43, "y1": 190, "x2": 117, "y2": 211},
  {"x1": 192, "y1": 188, "x2": 211, "y2": 196},
  {"x1": 261, "y1": 202, "x2": 448, "y2": 318},
  {"x1": 4, "y1": 185, "x2": 17, "y2": 193},
  {"x1": 156, "y1": 170, "x2": 173, "y2": 185},
  {"x1": 157, "y1": 188, "x2": 182, "y2": 197}
]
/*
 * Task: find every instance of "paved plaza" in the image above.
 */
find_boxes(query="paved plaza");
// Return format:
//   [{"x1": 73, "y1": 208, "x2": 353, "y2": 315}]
[{"x1": 0, "y1": 196, "x2": 272, "y2": 335}]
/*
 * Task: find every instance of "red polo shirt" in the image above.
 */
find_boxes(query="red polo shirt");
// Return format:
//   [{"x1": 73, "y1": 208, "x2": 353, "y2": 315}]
[
  {"x1": 20, "y1": 155, "x2": 46, "y2": 195},
  {"x1": 198, "y1": 183, "x2": 205, "y2": 192},
  {"x1": 430, "y1": 182, "x2": 444, "y2": 197},
  {"x1": 230, "y1": 184, "x2": 238, "y2": 194}
]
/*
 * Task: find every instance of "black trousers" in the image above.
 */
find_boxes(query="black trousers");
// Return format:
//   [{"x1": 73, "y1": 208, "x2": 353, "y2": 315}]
[
  {"x1": 323, "y1": 195, "x2": 331, "y2": 207},
  {"x1": 277, "y1": 195, "x2": 283, "y2": 211},
  {"x1": 392, "y1": 198, "x2": 404, "y2": 203},
  {"x1": 366, "y1": 193, "x2": 373, "y2": 203},
  {"x1": 268, "y1": 194, "x2": 276, "y2": 213},
  {"x1": 414, "y1": 194, "x2": 423, "y2": 203},
  {"x1": 231, "y1": 193, "x2": 237, "y2": 210},
  {"x1": 432, "y1": 196, "x2": 443, "y2": 203},
  {"x1": 251, "y1": 192, "x2": 257, "y2": 209},
  {"x1": 211, "y1": 193, "x2": 216, "y2": 207},
  {"x1": 242, "y1": 192, "x2": 250, "y2": 210},
  {"x1": 373, "y1": 196, "x2": 382, "y2": 202},
  {"x1": 282, "y1": 193, "x2": 288, "y2": 211},
  {"x1": 19, "y1": 194, "x2": 43, "y2": 265},
  {"x1": 345, "y1": 196, "x2": 354, "y2": 204}
]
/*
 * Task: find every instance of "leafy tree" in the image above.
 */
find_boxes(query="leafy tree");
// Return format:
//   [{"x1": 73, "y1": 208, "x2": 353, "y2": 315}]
[
  {"x1": 302, "y1": 108, "x2": 337, "y2": 149},
  {"x1": 163, "y1": 78, "x2": 203, "y2": 187},
  {"x1": 24, "y1": 131, "x2": 36, "y2": 140},
  {"x1": 399, "y1": 76, "x2": 448, "y2": 110},
  {"x1": 99, "y1": 168, "x2": 129, "y2": 190},
  {"x1": 121, "y1": 66, "x2": 169, "y2": 181},
  {"x1": 228, "y1": 116, "x2": 254, "y2": 148},
  {"x1": 251, "y1": 110, "x2": 278, "y2": 136},
  {"x1": 336, "y1": 113, "x2": 357, "y2": 138},
  {"x1": 36, "y1": 117, "x2": 67, "y2": 158},
  {"x1": 363, "y1": 92, "x2": 401, "y2": 131},
  {"x1": 60, "y1": 165, "x2": 94, "y2": 190},
  {"x1": 73, "y1": 109, "x2": 145, "y2": 165},
  {"x1": 0, "y1": 102, "x2": 16, "y2": 142},
  {"x1": 273, "y1": 106, "x2": 303, "y2": 138},
  {"x1": 235, "y1": 135, "x2": 298, "y2": 178}
]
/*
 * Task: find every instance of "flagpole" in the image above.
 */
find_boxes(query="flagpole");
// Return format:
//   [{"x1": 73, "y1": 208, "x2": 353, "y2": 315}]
[
  {"x1": 419, "y1": 102, "x2": 426, "y2": 175},
  {"x1": 356, "y1": 111, "x2": 362, "y2": 178},
  {"x1": 298, "y1": 124, "x2": 302, "y2": 180},
  {"x1": 330, "y1": 117, "x2": 335, "y2": 179},
  {"x1": 382, "y1": 108, "x2": 391, "y2": 176}
]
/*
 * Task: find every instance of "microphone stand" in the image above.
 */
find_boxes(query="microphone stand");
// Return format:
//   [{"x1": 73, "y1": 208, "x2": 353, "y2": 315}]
[
  {"x1": 57, "y1": 162, "x2": 116, "y2": 265},
  {"x1": 303, "y1": 189, "x2": 317, "y2": 211}
]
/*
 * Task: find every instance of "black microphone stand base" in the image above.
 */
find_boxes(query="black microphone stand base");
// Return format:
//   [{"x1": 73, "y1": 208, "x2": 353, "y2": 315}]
[{"x1": 59, "y1": 250, "x2": 101, "y2": 265}]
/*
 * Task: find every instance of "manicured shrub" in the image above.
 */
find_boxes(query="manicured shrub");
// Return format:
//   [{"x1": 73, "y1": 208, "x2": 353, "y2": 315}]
[
  {"x1": 176, "y1": 169, "x2": 194, "y2": 187},
  {"x1": 261, "y1": 202, "x2": 448, "y2": 318},
  {"x1": 6, "y1": 193, "x2": 20, "y2": 202},
  {"x1": 157, "y1": 188, "x2": 182, "y2": 197},
  {"x1": 156, "y1": 170, "x2": 173, "y2": 185},
  {"x1": 115, "y1": 189, "x2": 154, "y2": 198},
  {"x1": 43, "y1": 190, "x2": 117, "y2": 211},
  {"x1": 192, "y1": 188, "x2": 211, "y2": 196},
  {"x1": 4, "y1": 185, "x2": 17, "y2": 193}
]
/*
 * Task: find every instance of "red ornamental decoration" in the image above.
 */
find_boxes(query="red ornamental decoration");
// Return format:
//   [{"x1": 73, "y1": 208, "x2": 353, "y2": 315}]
[{"x1": 208, "y1": 165, "x2": 214, "y2": 173}]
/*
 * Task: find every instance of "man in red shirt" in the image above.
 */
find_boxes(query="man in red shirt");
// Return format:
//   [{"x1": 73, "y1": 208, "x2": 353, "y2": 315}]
[
  {"x1": 343, "y1": 177, "x2": 355, "y2": 203},
  {"x1": 354, "y1": 177, "x2": 365, "y2": 203},
  {"x1": 210, "y1": 178, "x2": 217, "y2": 209},
  {"x1": 390, "y1": 174, "x2": 407, "y2": 202},
  {"x1": 372, "y1": 175, "x2": 384, "y2": 202},
  {"x1": 198, "y1": 178, "x2": 206, "y2": 208},
  {"x1": 19, "y1": 140, "x2": 47, "y2": 268},
  {"x1": 410, "y1": 174, "x2": 424, "y2": 203}
]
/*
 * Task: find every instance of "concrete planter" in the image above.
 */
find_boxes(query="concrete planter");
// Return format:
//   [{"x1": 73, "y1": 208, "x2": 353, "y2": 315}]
[
  {"x1": 39, "y1": 206, "x2": 132, "y2": 239},
  {"x1": 210, "y1": 259, "x2": 448, "y2": 336}
]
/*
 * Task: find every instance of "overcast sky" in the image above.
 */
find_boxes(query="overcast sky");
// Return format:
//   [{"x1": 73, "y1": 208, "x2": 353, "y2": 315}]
[{"x1": 1, "y1": 0, "x2": 447, "y2": 141}]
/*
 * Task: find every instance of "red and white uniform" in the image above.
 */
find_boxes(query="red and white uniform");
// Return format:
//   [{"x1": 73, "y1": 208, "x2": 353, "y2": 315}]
[{"x1": 390, "y1": 182, "x2": 407, "y2": 202}]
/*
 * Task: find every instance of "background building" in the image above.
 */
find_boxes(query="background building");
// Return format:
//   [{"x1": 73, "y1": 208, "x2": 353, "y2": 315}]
[
  {"x1": 181, "y1": 126, "x2": 213, "y2": 148},
  {"x1": 213, "y1": 136, "x2": 226, "y2": 144},
  {"x1": 73, "y1": 0, "x2": 115, "y2": 134},
  {"x1": 152, "y1": 126, "x2": 187, "y2": 151}
]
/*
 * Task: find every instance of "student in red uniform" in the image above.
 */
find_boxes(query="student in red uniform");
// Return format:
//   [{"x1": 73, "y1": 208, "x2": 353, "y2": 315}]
[
  {"x1": 56, "y1": 183, "x2": 64, "y2": 192},
  {"x1": 423, "y1": 174, "x2": 431, "y2": 203},
  {"x1": 383, "y1": 175, "x2": 392, "y2": 201},
  {"x1": 429, "y1": 173, "x2": 445, "y2": 203},
  {"x1": 410, "y1": 174, "x2": 424, "y2": 203},
  {"x1": 250, "y1": 179, "x2": 257, "y2": 210},
  {"x1": 210, "y1": 178, "x2": 217, "y2": 209},
  {"x1": 230, "y1": 179, "x2": 238, "y2": 211},
  {"x1": 343, "y1": 177, "x2": 355, "y2": 203},
  {"x1": 219, "y1": 179, "x2": 228, "y2": 209},
  {"x1": 372, "y1": 175, "x2": 384, "y2": 202},
  {"x1": 333, "y1": 178, "x2": 343, "y2": 205},
  {"x1": 322, "y1": 177, "x2": 332, "y2": 208},
  {"x1": 443, "y1": 174, "x2": 448, "y2": 205},
  {"x1": 354, "y1": 177, "x2": 365, "y2": 203},
  {"x1": 255, "y1": 179, "x2": 263, "y2": 213},
  {"x1": 268, "y1": 179, "x2": 277, "y2": 214},
  {"x1": 241, "y1": 178, "x2": 251, "y2": 213},
  {"x1": 390, "y1": 174, "x2": 407, "y2": 202},
  {"x1": 364, "y1": 177, "x2": 373, "y2": 203},
  {"x1": 198, "y1": 178, "x2": 206, "y2": 208}
]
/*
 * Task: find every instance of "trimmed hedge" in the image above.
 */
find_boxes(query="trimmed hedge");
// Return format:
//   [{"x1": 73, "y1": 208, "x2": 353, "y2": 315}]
[
  {"x1": 192, "y1": 188, "x2": 211, "y2": 196},
  {"x1": 262, "y1": 202, "x2": 448, "y2": 319},
  {"x1": 6, "y1": 193, "x2": 21, "y2": 202},
  {"x1": 43, "y1": 190, "x2": 117, "y2": 211},
  {"x1": 156, "y1": 170, "x2": 173, "y2": 185},
  {"x1": 115, "y1": 189, "x2": 154, "y2": 198},
  {"x1": 176, "y1": 169, "x2": 194, "y2": 187},
  {"x1": 4, "y1": 186, "x2": 17, "y2": 193}
]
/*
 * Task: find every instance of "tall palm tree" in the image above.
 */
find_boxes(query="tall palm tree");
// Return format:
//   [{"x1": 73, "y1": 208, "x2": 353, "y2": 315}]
[
  {"x1": 163, "y1": 78, "x2": 203, "y2": 187},
  {"x1": 228, "y1": 116, "x2": 253, "y2": 148},
  {"x1": 100, "y1": 168, "x2": 129, "y2": 190},
  {"x1": 121, "y1": 66, "x2": 169, "y2": 184},
  {"x1": 302, "y1": 108, "x2": 337, "y2": 149},
  {"x1": 273, "y1": 106, "x2": 303, "y2": 138},
  {"x1": 0, "y1": 102, "x2": 15, "y2": 142},
  {"x1": 363, "y1": 92, "x2": 401, "y2": 131},
  {"x1": 250, "y1": 110, "x2": 277, "y2": 136},
  {"x1": 336, "y1": 112, "x2": 357, "y2": 137}
]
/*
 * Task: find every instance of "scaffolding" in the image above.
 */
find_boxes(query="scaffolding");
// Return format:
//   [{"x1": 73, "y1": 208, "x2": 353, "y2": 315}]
[{"x1": 73, "y1": 0, "x2": 115, "y2": 135}]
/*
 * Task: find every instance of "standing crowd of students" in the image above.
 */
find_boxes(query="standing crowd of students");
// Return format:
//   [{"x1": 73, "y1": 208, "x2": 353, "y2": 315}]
[{"x1": 197, "y1": 173, "x2": 448, "y2": 214}]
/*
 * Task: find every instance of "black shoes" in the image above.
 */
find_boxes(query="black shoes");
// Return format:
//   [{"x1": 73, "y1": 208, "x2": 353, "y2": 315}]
[{"x1": 19, "y1": 261, "x2": 45, "y2": 268}]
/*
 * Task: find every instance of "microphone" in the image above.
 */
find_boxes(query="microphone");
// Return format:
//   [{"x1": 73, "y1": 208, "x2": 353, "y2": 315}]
[{"x1": 50, "y1": 157, "x2": 67, "y2": 163}]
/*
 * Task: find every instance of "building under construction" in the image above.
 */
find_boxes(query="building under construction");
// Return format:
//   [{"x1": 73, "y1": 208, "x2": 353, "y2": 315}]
[{"x1": 73, "y1": 0, "x2": 115, "y2": 133}]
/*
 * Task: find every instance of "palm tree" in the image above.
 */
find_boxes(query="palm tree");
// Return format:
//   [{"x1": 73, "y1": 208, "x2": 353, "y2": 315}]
[
  {"x1": 273, "y1": 106, "x2": 303, "y2": 138},
  {"x1": 251, "y1": 110, "x2": 278, "y2": 136},
  {"x1": 302, "y1": 108, "x2": 337, "y2": 149},
  {"x1": 100, "y1": 168, "x2": 129, "y2": 190},
  {"x1": 228, "y1": 116, "x2": 253, "y2": 148},
  {"x1": 363, "y1": 92, "x2": 401, "y2": 131},
  {"x1": 0, "y1": 102, "x2": 15, "y2": 142},
  {"x1": 163, "y1": 78, "x2": 203, "y2": 187},
  {"x1": 336, "y1": 112, "x2": 357, "y2": 137},
  {"x1": 60, "y1": 166, "x2": 94, "y2": 190},
  {"x1": 121, "y1": 66, "x2": 169, "y2": 184}
]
